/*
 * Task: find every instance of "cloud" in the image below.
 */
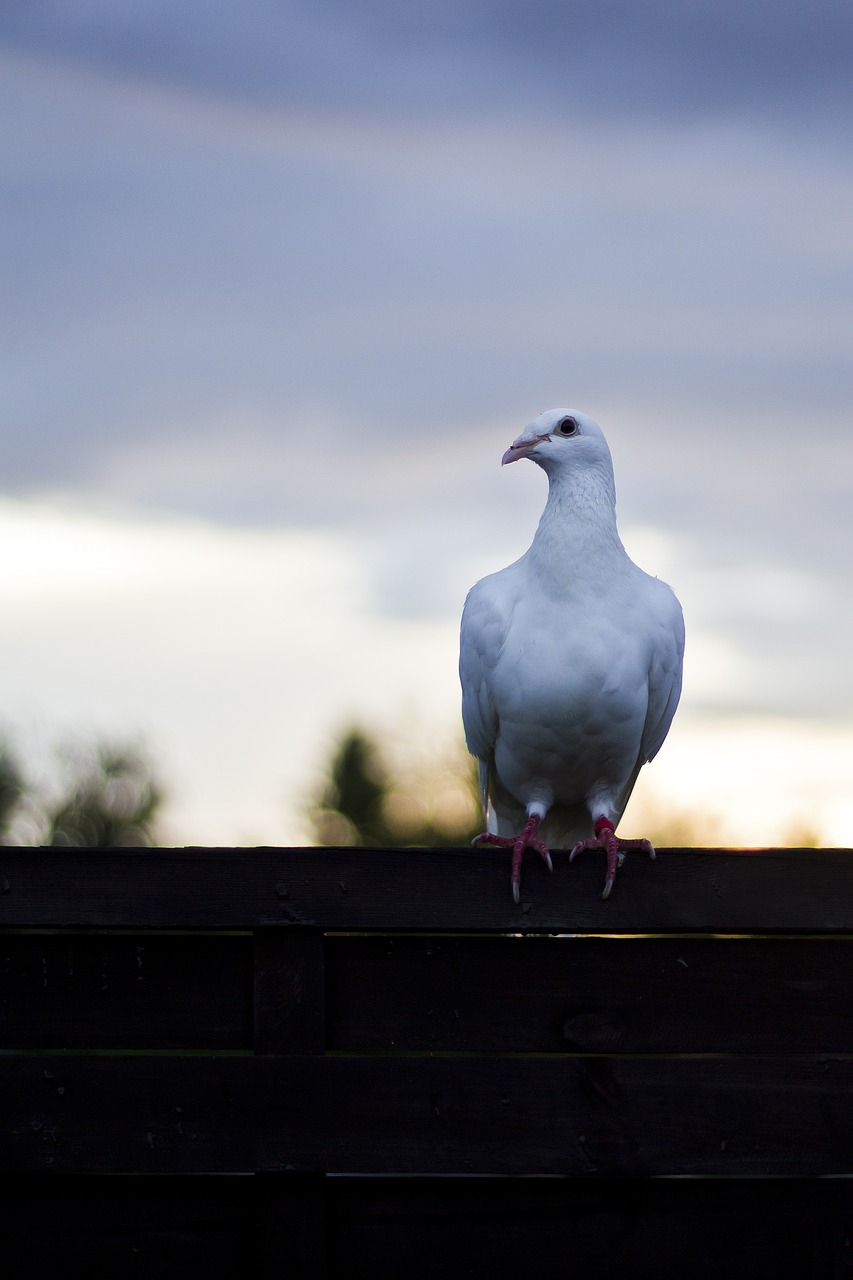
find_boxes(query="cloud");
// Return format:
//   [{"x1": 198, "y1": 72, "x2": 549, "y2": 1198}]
[
  {"x1": 4, "y1": 0, "x2": 853, "y2": 127},
  {"x1": 4, "y1": 45, "x2": 852, "y2": 511},
  {"x1": 1, "y1": 497, "x2": 851, "y2": 847},
  {"x1": 2, "y1": 3, "x2": 853, "y2": 840},
  {"x1": 629, "y1": 713, "x2": 853, "y2": 847},
  {"x1": 0, "y1": 498, "x2": 462, "y2": 843}
]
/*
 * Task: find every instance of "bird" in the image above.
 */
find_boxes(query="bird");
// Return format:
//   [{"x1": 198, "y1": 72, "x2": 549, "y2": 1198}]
[{"x1": 459, "y1": 408, "x2": 684, "y2": 903}]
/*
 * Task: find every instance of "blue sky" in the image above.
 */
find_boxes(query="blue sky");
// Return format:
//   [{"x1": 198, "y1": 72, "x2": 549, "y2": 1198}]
[{"x1": 2, "y1": 2, "x2": 853, "y2": 845}]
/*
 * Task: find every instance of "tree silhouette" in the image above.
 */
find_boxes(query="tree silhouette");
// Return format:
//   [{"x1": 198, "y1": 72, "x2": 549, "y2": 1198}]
[
  {"x1": 308, "y1": 726, "x2": 769, "y2": 853},
  {"x1": 46, "y1": 743, "x2": 162, "y2": 847},
  {"x1": 0, "y1": 736, "x2": 163, "y2": 847},
  {"x1": 312, "y1": 729, "x2": 389, "y2": 846},
  {"x1": 0, "y1": 744, "x2": 24, "y2": 838},
  {"x1": 309, "y1": 726, "x2": 483, "y2": 848}
]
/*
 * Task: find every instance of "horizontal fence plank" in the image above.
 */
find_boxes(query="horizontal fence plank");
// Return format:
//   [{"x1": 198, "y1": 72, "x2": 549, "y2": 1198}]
[
  {"x1": 5, "y1": 930, "x2": 850, "y2": 1057},
  {"x1": 6, "y1": 930, "x2": 851, "y2": 1056},
  {"x1": 0, "y1": 1172, "x2": 326, "y2": 1280},
  {"x1": 329, "y1": 1176, "x2": 853, "y2": 1280},
  {"x1": 326, "y1": 935, "x2": 853, "y2": 1054},
  {"x1": 1, "y1": 845, "x2": 853, "y2": 932},
  {"x1": 1, "y1": 1173, "x2": 262, "y2": 1279},
  {"x1": 4, "y1": 1053, "x2": 853, "y2": 1176},
  {"x1": 0, "y1": 933, "x2": 254, "y2": 1050},
  {"x1": 4, "y1": 1175, "x2": 852, "y2": 1280}
]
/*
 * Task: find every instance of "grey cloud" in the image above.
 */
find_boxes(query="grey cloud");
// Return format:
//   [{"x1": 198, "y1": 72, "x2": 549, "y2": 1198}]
[
  {"x1": 3, "y1": 0, "x2": 853, "y2": 128},
  {"x1": 4, "y1": 46, "x2": 851, "y2": 504},
  {"x1": 2, "y1": 3, "x2": 853, "y2": 726}
]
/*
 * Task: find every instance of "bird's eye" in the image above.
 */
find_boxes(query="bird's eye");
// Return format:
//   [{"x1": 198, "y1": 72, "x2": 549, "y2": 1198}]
[{"x1": 556, "y1": 416, "x2": 578, "y2": 436}]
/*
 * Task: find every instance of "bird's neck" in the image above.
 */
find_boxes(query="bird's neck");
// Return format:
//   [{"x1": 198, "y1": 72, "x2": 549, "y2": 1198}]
[{"x1": 528, "y1": 466, "x2": 627, "y2": 588}]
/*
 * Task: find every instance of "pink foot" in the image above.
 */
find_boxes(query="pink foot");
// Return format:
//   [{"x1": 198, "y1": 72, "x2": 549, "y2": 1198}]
[
  {"x1": 569, "y1": 816, "x2": 656, "y2": 899},
  {"x1": 473, "y1": 812, "x2": 553, "y2": 904}
]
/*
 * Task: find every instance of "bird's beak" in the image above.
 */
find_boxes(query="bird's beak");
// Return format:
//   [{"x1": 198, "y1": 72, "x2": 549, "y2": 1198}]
[{"x1": 501, "y1": 432, "x2": 550, "y2": 465}]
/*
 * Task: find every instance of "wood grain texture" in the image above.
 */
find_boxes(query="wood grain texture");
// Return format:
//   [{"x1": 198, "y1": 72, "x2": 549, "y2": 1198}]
[
  {"x1": 4, "y1": 846, "x2": 853, "y2": 1271},
  {"x1": 326, "y1": 934, "x2": 853, "y2": 1053},
  {"x1": 1, "y1": 1174, "x2": 260, "y2": 1278},
  {"x1": 0, "y1": 1172, "x2": 326, "y2": 1279},
  {"x1": 5, "y1": 1175, "x2": 852, "y2": 1279},
  {"x1": 328, "y1": 1176, "x2": 853, "y2": 1279},
  {"x1": 4, "y1": 1052, "x2": 853, "y2": 1176},
  {"x1": 253, "y1": 929, "x2": 325, "y2": 1055},
  {"x1": 0, "y1": 932, "x2": 253, "y2": 1049},
  {"x1": 3, "y1": 1177, "x2": 845, "y2": 1280},
  {"x1": 1, "y1": 845, "x2": 852, "y2": 932},
  {"x1": 8, "y1": 929, "x2": 853, "y2": 1056}
]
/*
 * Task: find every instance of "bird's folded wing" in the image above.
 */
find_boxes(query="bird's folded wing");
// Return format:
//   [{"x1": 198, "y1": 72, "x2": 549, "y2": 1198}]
[
  {"x1": 459, "y1": 575, "x2": 512, "y2": 765},
  {"x1": 610, "y1": 590, "x2": 684, "y2": 821},
  {"x1": 639, "y1": 582, "x2": 686, "y2": 764}
]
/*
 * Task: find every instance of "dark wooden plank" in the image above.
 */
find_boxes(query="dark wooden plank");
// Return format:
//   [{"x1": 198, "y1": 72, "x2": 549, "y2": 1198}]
[
  {"x1": 2, "y1": 845, "x2": 853, "y2": 933},
  {"x1": 0, "y1": 933, "x2": 253, "y2": 1050},
  {"x1": 5, "y1": 1174, "x2": 852, "y2": 1279},
  {"x1": 0, "y1": 1173, "x2": 257, "y2": 1278},
  {"x1": 5, "y1": 1052, "x2": 853, "y2": 1176},
  {"x1": 0, "y1": 1173, "x2": 325, "y2": 1280},
  {"x1": 254, "y1": 1172, "x2": 326, "y2": 1278},
  {"x1": 330, "y1": 1177, "x2": 853, "y2": 1279},
  {"x1": 327, "y1": 934, "x2": 853, "y2": 1054},
  {"x1": 253, "y1": 930, "x2": 325, "y2": 1055},
  {"x1": 3, "y1": 1174, "x2": 852, "y2": 1278}
]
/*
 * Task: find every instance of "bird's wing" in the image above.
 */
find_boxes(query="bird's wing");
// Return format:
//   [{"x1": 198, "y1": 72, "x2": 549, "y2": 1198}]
[
  {"x1": 459, "y1": 571, "x2": 515, "y2": 770},
  {"x1": 614, "y1": 580, "x2": 685, "y2": 820},
  {"x1": 640, "y1": 580, "x2": 685, "y2": 764}
]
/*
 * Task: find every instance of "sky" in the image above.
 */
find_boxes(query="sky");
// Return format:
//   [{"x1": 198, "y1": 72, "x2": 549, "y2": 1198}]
[{"x1": 2, "y1": 1, "x2": 853, "y2": 847}]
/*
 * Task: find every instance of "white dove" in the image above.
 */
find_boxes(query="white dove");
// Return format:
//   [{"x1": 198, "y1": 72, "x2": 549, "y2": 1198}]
[{"x1": 459, "y1": 408, "x2": 684, "y2": 903}]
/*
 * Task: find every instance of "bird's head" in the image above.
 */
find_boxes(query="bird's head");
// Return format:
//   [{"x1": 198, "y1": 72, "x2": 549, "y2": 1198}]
[{"x1": 501, "y1": 409, "x2": 612, "y2": 476}]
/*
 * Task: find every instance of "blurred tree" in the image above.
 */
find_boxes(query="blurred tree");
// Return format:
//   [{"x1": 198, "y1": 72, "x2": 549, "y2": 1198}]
[
  {"x1": 312, "y1": 729, "x2": 389, "y2": 846},
  {"x1": 623, "y1": 797, "x2": 725, "y2": 848},
  {"x1": 46, "y1": 743, "x2": 162, "y2": 847},
  {"x1": 310, "y1": 726, "x2": 483, "y2": 848},
  {"x1": 0, "y1": 742, "x2": 24, "y2": 837},
  {"x1": 311, "y1": 727, "x2": 774, "y2": 852},
  {"x1": 0, "y1": 736, "x2": 163, "y2": 847}
]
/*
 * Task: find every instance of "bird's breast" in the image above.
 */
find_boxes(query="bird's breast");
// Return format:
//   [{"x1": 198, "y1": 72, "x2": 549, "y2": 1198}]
[{"x1": 489, "y1": 612, "x2": 650, "y2": 804}]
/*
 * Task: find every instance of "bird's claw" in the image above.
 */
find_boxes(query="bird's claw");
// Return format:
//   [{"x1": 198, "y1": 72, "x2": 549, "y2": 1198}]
[
  {"x1": 570, "y1": 824, "x2": 655, "y2": 899},
  {"x1": 473, "y1": 814, "x2": 552, "y2": 903}
]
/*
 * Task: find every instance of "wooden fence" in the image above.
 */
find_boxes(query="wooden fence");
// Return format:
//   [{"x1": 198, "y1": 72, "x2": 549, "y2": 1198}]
[{"x1": 2, "y1": 844, "x2": 853, "y2": 1276}]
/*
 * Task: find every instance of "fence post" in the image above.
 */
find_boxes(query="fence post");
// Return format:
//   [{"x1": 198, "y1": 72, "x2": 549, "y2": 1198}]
[{"x1": 253, "y1": 928, "x2": 325, "y2": 1057}]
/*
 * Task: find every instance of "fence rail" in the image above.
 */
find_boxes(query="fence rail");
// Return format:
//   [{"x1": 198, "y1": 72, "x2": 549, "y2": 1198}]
[{"x1": 2, "y1": 845, "x2": 853, "y2": 1276}]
